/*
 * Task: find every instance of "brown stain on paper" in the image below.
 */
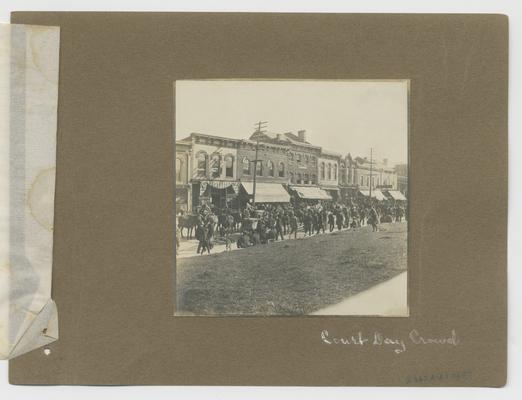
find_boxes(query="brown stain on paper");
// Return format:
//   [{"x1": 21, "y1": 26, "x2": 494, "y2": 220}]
[
  {"x1": 27, "y1": 168, "x2": 55, "y2": 232},
  {"x1": 28, "y1": 27, "x2": 59, "y2": 86}
]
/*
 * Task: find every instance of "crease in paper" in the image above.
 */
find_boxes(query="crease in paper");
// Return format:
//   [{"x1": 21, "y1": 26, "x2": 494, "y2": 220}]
[{"x1": 0, "y1": 23, "x2": 59, "y2": 359}]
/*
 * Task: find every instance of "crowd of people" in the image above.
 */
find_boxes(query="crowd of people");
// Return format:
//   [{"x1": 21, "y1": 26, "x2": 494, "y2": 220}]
[{"x1": 176, "y1": 197, "x2": 406, "y2": 256}]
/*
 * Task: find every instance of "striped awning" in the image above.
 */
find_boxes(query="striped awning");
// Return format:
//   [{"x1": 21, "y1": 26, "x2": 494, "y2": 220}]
[
  {"x1": 292, "y1": 186, "x2": 332, "y2": 200},
  {"x1": 241, "y1": 182, "x2": 290, "y2": 203},
  {"x1": 359, "y1": 190, "x2": 387, "y2": 201},
  {"x1": 386, "y1": 190, "x2": 407, "y2": 201}
]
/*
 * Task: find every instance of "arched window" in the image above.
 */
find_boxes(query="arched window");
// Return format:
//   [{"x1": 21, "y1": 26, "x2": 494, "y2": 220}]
[
  {"x1": 225, "y1": 155, "x2": 234, "y2": 178},
  {"x1": 210, "y1": 153, "x2": 221, "y2": 178},
  {"x1": 297, "y1": 173, "x2": 302, "y2": 184},
  {"x1": 305, "y1": 155, "x2": 309, "y2": 164},
  {"x1": 176, "y1": 157, "x2": 183, "y2": 182},
  {"x1": 256, "y1": 160, "x2": 263, "y2": 176},
  {"x1": 278, "y1": 162, "x2": 285, "y2": 177},
  {"x1": 289, "y1": 153, "x2": 294, "y2": 161},
  {"x1": 334, "y1": 164, "x2": 338, "y2": 180},
  {"x1": 289, "y1": 172, "x2": 294, "y2": 183},
  {"x1": 196, "y1": 151, "x2": 207, "y2": 178},
  {"x1": 304, "y1": 173, "x2": 309, "y2": 184},
  {"x1": 327, "y1": 163, "x2": 332, "y2": 180},
  {"x1": 311, "y1": 174, "x2": 317, "y2": 185},
  {"x1": 296, "y1": 153, "x2": 302, "y2": 164},
  {"x1": 267, "y1": 160, "x2": 275, "y2": 177},
  {"x1": 242, "y1": 157, "x2": 250, "y2": 174},
  {"x1": 320, "y1": 162, "x2": 325, "y2": 179}
]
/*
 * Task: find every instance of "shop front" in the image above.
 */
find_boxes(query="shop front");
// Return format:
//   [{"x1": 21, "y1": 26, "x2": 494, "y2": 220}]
[
  {"x1": 240, "y1": 181, "x2": 291, "y2": 205},
  {"x1": 175, "y1": 185, "x2": 190, "y2": 213},
  {"x1": 383, "y1": 190, "x2": 407, "y2": 202},
  {"x1": 321, "y1": 186, "x2": 340, "y2": 201},
  {"x1": 289, "y1": 185, "x2": 332, "y2": 205},
  {"x1": 359, "y1": 189, "x2": 387, "y2": 201},
  {"x1": 191, "y1": 180, "x2": 241, "y2": 211}
]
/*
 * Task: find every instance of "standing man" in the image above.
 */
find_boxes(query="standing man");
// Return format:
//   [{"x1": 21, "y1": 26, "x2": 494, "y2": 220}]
[
  {"x1": 289, "y1": 212, "x2": 298, "y2": 239},
  {"x1": 336, "y1": 209, "x2": 344, "y2": 231},
  {"x1": 303, "y1": 210, "x2": 312, "y2": 237},
  {"x1": 275, "y1": 213, "x2": 285, "y2": 241},
  {"x1": 369, "y1": 206, "x2": 379, "y2": 232},
  {"x1": 328, "y1": 211, "x2": 335, "y2": 232},
  {"x1": 281, "y1": 210, "x2": 289, "y2": 236},
  {"x1": 207, "y1": 214, "x2": 216, "y2": 249},
  {"x1": 319, "y1": 208, "x2": 327, "y2": 234}
]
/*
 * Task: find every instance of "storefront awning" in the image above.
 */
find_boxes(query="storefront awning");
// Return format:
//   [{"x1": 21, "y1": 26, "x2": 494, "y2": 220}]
[
  {"x1": 359, "y1": 190, "x2": 387, "y2": 201},
  {"x1": 322, "y1": 187, "x2": 340, "y2": 193},
  {"x1": 241, "y1": 182, "x2": 290, "y2": 203},
  {"x1": 386, "y1": 190, "x2": 407, "y2": 201},
  {"x1": 292, "y1": 186, "x2": 332, "y2": 200}
]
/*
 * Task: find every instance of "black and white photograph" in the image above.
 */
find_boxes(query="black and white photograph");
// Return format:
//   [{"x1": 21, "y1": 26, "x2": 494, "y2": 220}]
[{"x1": 174, "y1": 80, "x2": 409, "y2": 316}]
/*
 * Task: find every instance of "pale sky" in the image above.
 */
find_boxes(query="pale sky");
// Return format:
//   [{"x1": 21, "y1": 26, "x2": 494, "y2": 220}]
[{"x1": 175, "y1": 80, "x2": 408, "y2": 165}]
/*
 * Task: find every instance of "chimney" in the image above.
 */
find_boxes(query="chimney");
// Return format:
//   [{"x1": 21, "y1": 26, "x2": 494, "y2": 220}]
[
  {"x1": 297, "y1": 130, "x2": 306, "y2": 142},
  {"x1": 276, "y1": 133, "x2": 283, "y2": 141}
]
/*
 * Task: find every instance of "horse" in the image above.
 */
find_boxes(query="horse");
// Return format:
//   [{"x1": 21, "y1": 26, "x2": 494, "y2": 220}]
[
  {"x1": 368, "y1": 212, "x2": 379, "y2": 232},
  {"x1": 178, "y1": 214, "x2": 199, "y2": 239},
  {"x1": 231, "y1": 211, "x2": 242, "y2": 231},
  {"x1": 218, "y1": 213, "x2": 236, "y2": 236}
]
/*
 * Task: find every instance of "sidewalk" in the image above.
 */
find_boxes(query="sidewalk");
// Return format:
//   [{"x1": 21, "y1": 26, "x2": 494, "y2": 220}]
[
  {"x1": 311, "y1": 271, "x2": 408, "y2": 316},
  {"x1": 177, "y1": 221, "x2": 408, "y2": 259}
]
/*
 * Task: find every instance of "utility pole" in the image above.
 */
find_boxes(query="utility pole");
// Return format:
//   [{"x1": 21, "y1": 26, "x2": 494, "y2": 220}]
[
  {"x1": 252, "y1": 121, "x2": 267, "y2": 206},
  {"x1": 369, "y1": 147, "x2": 373, "y2": 199}
]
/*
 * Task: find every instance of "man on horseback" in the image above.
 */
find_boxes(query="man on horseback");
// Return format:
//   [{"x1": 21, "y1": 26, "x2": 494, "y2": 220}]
[{"x1": 369, "y1": 206, "x2": 379, "y2": 232}]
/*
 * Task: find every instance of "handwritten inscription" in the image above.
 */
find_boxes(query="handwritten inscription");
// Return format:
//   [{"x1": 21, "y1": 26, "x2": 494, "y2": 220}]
[{"x1": 320, "y1": 329, "x2": 459, "y2": 354}]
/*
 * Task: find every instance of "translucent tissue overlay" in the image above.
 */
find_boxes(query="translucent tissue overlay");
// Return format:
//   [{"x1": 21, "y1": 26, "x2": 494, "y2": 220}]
[{"x1": 0, "y1": 23, "x2": 59, "y2": 359}]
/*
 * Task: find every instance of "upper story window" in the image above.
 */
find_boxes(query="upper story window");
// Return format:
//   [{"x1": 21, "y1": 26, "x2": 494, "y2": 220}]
[
  {"x1": 289, "y1": 172, "x2": 295, "y2": 183},
  {"x1": 256, "y1": 160, "x2": 263, "y2": 176},
  {"x1": 327, "y1": 163, "x2": 332, "y2": 180},
  {"x1": 311, "y1": 174, "x2": 317, "y2": 185},
  {"x1": 333, "y1": 164, "x2": 338, "y2": 180},
  {"x1": 242, "y1": 157, "x2": 250, "y2": 174},
  {"x1": 196, "y1": 151, "x2": 207, "y2": 178},
  {"x1": 278, "y1": 162, "x2": 285, "y2": 177},
  {"x1": 225, "y1": 155, "x2": 234, "y2": 178},
  {"x1": 320, "y1": 162, "x2": 325, "y2": 179},
  {"x1": 210, "y1": 153, "x2": 221, "y2": 178},
  {"x1": 176, "y1": 157, "x2": 183, "y2": 182},
  {"x1": 267, "y1": 160, "x2": 275, "y2": 177}
]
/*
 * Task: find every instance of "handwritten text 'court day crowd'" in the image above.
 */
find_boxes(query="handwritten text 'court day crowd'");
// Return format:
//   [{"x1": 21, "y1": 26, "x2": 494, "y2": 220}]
[{"x1": 320, "y1": 329, "x2": 460, "y2": 354}]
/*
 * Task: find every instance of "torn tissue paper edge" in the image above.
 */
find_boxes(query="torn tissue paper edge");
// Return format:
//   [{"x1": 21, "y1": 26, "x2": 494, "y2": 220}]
[{"x1": 0, "y1": 24, "x2": 60, "y2": 359}]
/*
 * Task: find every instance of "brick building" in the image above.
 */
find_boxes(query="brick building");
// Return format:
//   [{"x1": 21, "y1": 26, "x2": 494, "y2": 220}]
[
  {"x1": 177, "y1": 133, "x2": 241, "y2": 211},
  {"x1": 239, "y1": 130, "x2": 321, "y2": 185},
  {"x1": 175, "y1": 129, "x2": 404, "y2": 210},
  {"x1": 317, "y1": 149, "x2": 341, "y2": 200}
]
